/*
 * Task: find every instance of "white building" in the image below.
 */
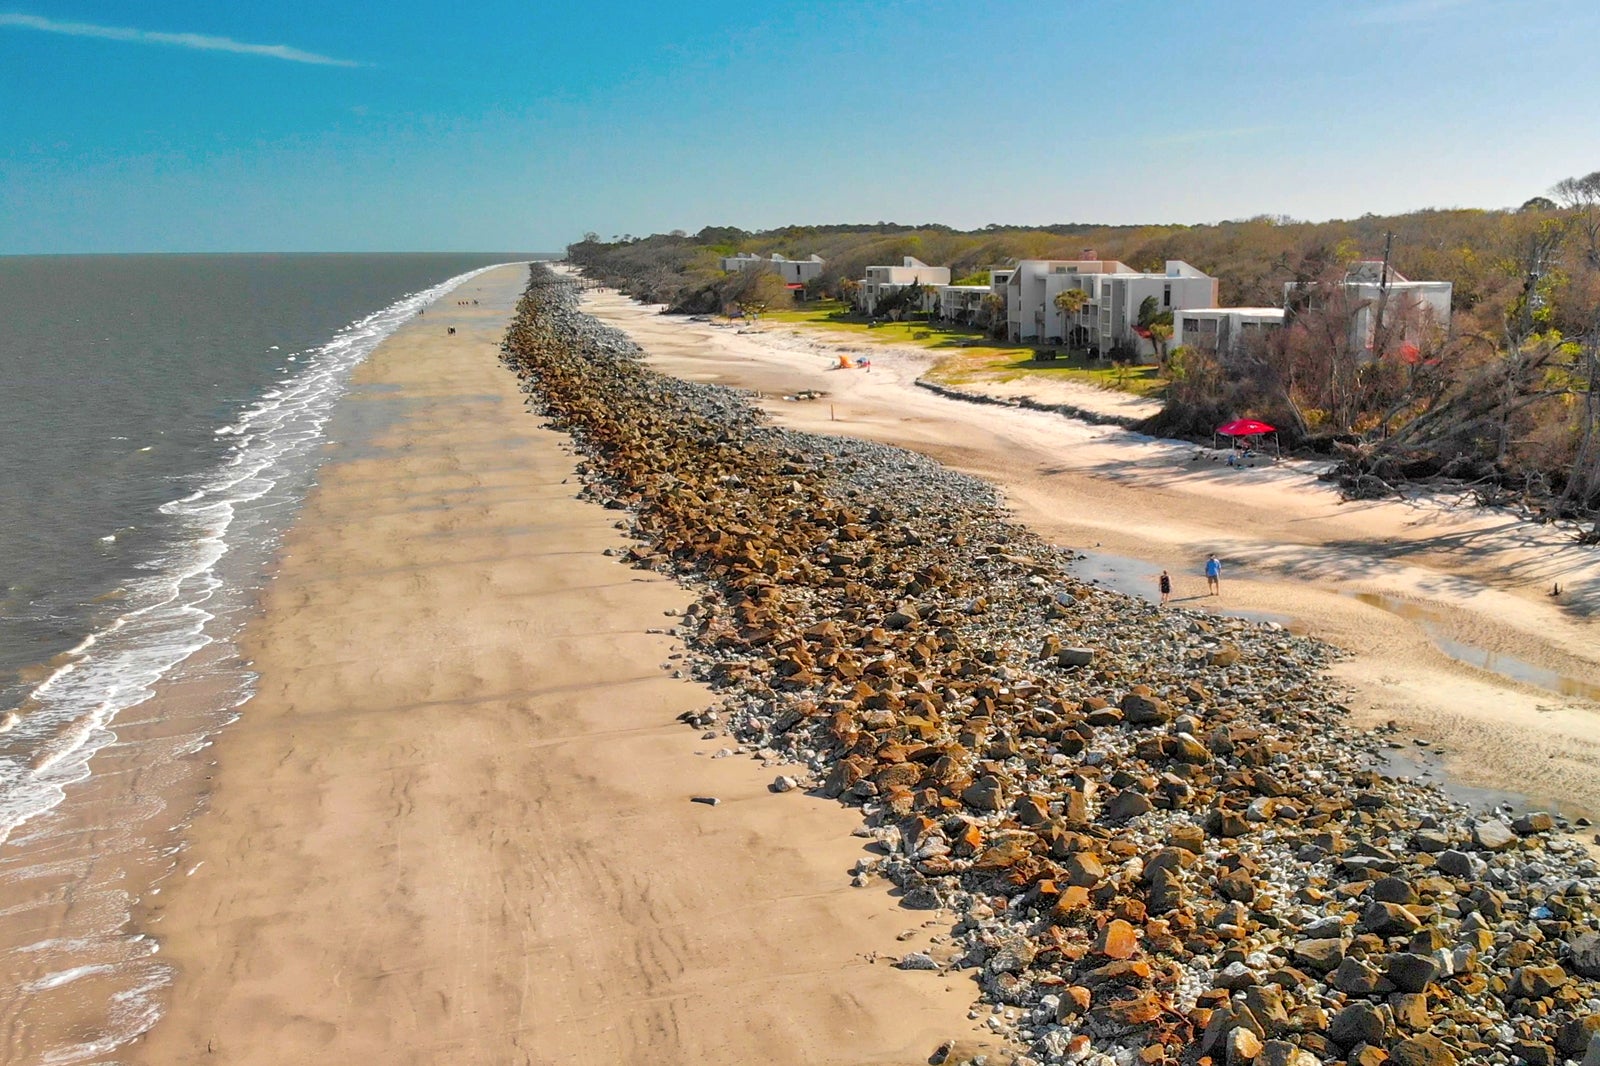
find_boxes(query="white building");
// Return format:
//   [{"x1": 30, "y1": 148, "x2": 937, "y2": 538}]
[
  {"x1": 938, "y1": 267, "x2": 1015, "y2": 328},
  {"x1": 937, "y1": 285, "x2": 990, "y2": 324},
  {"x1": 1007, "y1": 259, "x2": 1220, "y2": 359},
  {"x1": 1285, "y1": 261, "x2": 1452, "y2": 355},
  {"x1": 718, "y1": 253, "x2": 826, "y2": 285},
  {"x1": 856, "y1": 257, "x2": 952, "y2": 315},
  {"x1": 1173, "y1": 308, "x2": 1286, "y2": 354}
]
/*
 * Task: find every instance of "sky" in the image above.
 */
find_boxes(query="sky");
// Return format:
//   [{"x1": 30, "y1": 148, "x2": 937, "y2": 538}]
[{"x1": 2, "y1": 0, "x2": 1598, "y2": 253}]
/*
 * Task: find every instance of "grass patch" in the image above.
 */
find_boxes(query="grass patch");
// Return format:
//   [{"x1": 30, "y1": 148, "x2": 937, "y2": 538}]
[
  {"x1": 928, "y1": 348, "x2": 1168, "y2": 398},
  {"x1": 763, "y1": 302, "x2": 1167, "y2": 398}
]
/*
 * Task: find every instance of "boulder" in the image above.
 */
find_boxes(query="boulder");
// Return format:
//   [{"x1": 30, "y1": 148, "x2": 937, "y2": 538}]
[
  {"x1": 1226, "y1": 1026, "x2": 1264, "y2": 1065},
  {"x1": 1063, "y1": 852, "x2": 1105, "y2": 888},
  {"x1": 894, "y1": 952, "x2": 938, "y2": 970},
  {"x1": 1512, "y1": 810, "x2": 1554, "y2": 834},
  {"x1": 1555, "y1": 1015, "x2": 1600, "y2": 1059},
  {"x1": 1360, "y1": 900, "x2": 1423, "y2": 938},
  {"x1": 1208, "y1": 643, "x2": 1242, "y2": 667},
  {"x1": 1091, "y1": 989, "x2": 1162, "y2": 1029},
  {"x1": 1095, "y1": 919, "x2": 1138, "y2": 960},
  {"x1": 960, "y1": 775, "x2": 1006, "y2": 812},
  {"x1": 1328, "y1": 1001, "x2": 1387, "y2": 1050},
  {"x1": 1388, "y1": 1034, "x2": 1458, "y2": 1066},
  {"x1": 1411, "y1": 829, "x2": 1452, "y2": 853},
  {"x1": 1105, "y1": 789, "x2": 1153, "y2": 821},
  {"x1": 884, "y1": 604, "x2": 919, "y2": 629},
  {"x1": 1257, "y1": 1041, "x2": 1320, "y2": 1066},
  {"x1": 1433, "y1": 849, "x2": 1477, "y2": 877},
  {"x1": 1056, "y1": 647, "x2": 1095, "y2": 667},
  {"x1": 1147, "y1": 865, "x2": 1185, "y2": 914},
  {"x1": 1511, "y1": 963, "x2": 1568, "y2": 998},
  {"x1": 1469, "y1": 819, "x2": 1515, "y2": 852},
  {"x1": 1388, "y1": 991, "x2": 1430, "y2": 1030},
  {"x1": 1371, "y1": 876, "x2": 1418, "y2": 904},
  {"x1": 1167, "y1": 823, "x2": 1206, "y2": 853},
  {"x1": 1385, "y1": 952, "x2": 1442, "y2": 993},
  {"x1": 987, "y1": 937, "x2": 1036, "y2": 975},
  {"x1": 1120, "y1": 692, "x2": 1172, "y2": 725},
  {"x1": 1330, "y1": 957, "x2": 1384, "y2": 996},
  {"x1": 1291, "y1": 938, "x2": 1345, "y2": 974},
  {"x1": 1571, "y1": 932, "x2": 1600, "y2": 979}
]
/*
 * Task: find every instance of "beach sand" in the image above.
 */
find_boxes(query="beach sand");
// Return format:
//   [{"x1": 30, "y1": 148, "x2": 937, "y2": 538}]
[
  {"x1": 575, "y1": 284, "x2": 1600, "y2": 824},
  {"x1": 134, "y1": 265, "x2": 996, "y2": 1065}
]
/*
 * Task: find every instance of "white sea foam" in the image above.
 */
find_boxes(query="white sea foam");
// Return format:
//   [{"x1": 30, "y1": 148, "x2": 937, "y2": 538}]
[
  {"x1": 25, "y1": 963, "x2": 116, "y2": 993},
  {"x1": 1, "y1": 261, "x2": 518, "y2": 1063}
]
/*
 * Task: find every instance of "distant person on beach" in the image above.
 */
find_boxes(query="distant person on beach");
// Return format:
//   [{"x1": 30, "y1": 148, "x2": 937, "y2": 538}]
[
  {"x1": 1158, "y1": 569, "x2": 1172, "y2": 605},
  {"x1": 1205, "y1": 554, "x2": 1221, "y2": 595}
]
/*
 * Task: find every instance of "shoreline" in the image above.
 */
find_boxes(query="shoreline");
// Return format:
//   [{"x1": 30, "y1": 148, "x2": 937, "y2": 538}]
[
  {"x1": 133, "y1": 265, "x2": 997, "y2": 1065},
  {"x1": 573, "y1": 279, "x2": 1600, "y2": 824},
  {"x1": 0, "y1": 265, "x2": 513, "y2": 1066}
]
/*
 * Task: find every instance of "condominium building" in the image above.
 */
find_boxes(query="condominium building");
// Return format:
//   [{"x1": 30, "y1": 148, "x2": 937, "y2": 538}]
[
  {"x1": 1173, "y1": 308, "x2": 1286, "y2": 354},
  {"x1": 718, "y1": 253, "x2": 826, "y2": 285},
  {"x1": 1285, "y1": 261, "x2": 1452, "y2": 354},
  {"x1": 855, "y1": 256, "x2": 952, "y2": 315},
  {"x1": 1007, "y1": 259, "x2": 1220, "y2": 358},
  {"x1": 938, "y1": 267, "x2": 1015, "y2": 327}
]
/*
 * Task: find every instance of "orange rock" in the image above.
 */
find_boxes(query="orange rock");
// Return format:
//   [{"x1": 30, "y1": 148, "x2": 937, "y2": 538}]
[
  {"x1": 974, "y1": 839, "x2": 1030, "y2": 869},
  {"x1": 1096, "y1": 989, "x2": 1162, "y2": 1026},
  {"x1": 1052, "y1": 885, "x2": 1091, "y2": 923},
  {"x1": 1096, "y1": 918, "x2": 1139, "y2": 960}
]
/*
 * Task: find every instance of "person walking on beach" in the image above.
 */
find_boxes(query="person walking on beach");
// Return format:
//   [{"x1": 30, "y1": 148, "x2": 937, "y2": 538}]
[
  {"x1": 1158, "y1": 569, "x2": 1172, "y2": 605},
  {"x1": 1205, "y1": 554, "x2": 1221, "y2": 595}
]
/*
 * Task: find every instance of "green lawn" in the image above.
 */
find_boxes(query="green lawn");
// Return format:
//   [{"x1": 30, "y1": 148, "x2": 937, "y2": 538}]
[{"x1": 759, "y1": 301, "x2": 1168, "y2": 398}]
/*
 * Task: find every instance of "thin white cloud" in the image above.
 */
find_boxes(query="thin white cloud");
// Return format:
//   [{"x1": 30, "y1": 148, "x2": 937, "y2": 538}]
[
  {"x1": 1351, "y1": 0, "x2": 1473, "y2": 25},
  {"x1": 0, "y1": 12, "x2": 362, "y2": 66}
]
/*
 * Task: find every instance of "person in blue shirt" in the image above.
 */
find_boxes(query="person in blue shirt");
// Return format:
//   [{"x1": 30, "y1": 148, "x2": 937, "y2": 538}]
[{"x1": 1205, "y1": 554, "x2": 1221, "y2": 595}]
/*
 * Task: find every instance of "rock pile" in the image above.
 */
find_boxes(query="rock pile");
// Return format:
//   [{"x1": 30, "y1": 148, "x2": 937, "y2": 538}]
[{"x1": 503, "y1": 266, "x2": 1600, "y2": 1066}]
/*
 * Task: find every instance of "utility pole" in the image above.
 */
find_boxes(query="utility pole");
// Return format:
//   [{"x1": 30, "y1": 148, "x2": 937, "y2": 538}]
[{"x1": 1370, "y1": 230, "x2": 1395, "y2": 360}]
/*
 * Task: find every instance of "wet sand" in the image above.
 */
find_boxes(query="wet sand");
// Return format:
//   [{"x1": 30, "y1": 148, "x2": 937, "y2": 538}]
[
  {"x1": 577, "y1": 283, "x2": 1600, "y2": 823},
  {"x1": 135, "y1": 266, "x2": 993, "y2": 1065}
]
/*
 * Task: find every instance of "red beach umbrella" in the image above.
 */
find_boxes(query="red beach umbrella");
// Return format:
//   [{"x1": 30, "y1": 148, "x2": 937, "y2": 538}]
[
  {"x1": 1213, "y1": 419, "x2": 1280, "y2": 459},
  {"x1": 1216, "y1": 418, "x2": 1276, "y2": 437}
]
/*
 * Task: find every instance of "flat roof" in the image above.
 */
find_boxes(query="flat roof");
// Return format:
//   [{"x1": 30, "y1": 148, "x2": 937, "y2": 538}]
[{"x1": 1184, "y1": 307, "x2": 1285, "y2": 316}]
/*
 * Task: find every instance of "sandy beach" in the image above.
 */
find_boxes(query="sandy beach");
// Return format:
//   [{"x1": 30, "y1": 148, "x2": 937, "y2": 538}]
[
  {"x1": 134, "y1": 265, "x2": 998, "y2": 1064},
  {"x1": 574, "y1": 283, "x2": 1600, "y2": 823}
]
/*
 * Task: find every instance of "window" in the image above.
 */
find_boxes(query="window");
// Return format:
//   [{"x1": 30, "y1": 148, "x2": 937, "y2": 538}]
[
  {"x1": 1183, "y1": 318, "x2": 1200, "y2": 331},
  {"x1": 1163, "y1": 283, "x2": 1172, "y2": 308}
]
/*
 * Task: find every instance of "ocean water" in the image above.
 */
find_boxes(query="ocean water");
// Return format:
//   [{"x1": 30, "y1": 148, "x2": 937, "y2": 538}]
[{"x1": 0, "y1": 253, "x2": 535, "y2": 1062}]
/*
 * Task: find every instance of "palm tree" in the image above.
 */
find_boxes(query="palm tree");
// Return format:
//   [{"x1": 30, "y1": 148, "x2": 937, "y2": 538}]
[
  {"x1": 1148, "y1": 321, "x2": 1174, "y2": 368},
  {"x1": 981, "y1": 292, "x2": 1008, "y2": 338},
  {"x1": 1054, "y1": 288, "x2": 1090, "y2": 347}
]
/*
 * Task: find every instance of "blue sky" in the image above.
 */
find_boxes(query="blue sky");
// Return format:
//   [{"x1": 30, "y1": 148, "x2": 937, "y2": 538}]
[{"x1": 2, "y1": 0, "x2": 1597, "y2": 253}]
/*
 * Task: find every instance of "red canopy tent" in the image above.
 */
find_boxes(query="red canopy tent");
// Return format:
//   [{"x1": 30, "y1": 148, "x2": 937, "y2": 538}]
[{"x1": 1214, "y1": 418, "x2": 1280, "y2": 459}]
